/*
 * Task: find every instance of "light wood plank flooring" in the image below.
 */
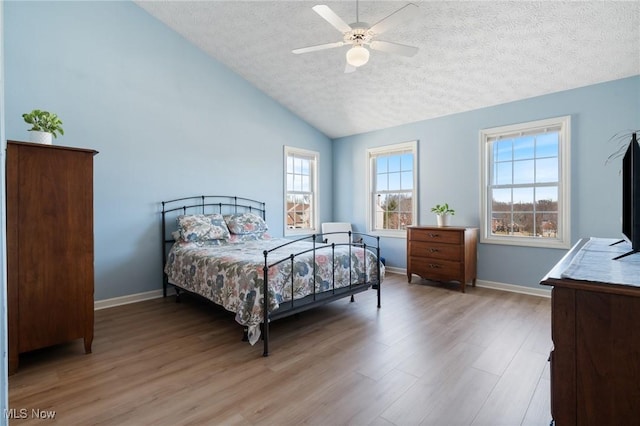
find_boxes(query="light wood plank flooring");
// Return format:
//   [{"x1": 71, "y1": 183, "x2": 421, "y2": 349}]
[{"x1": 9, "y1": 273, "x2": 552, "y2": 425}]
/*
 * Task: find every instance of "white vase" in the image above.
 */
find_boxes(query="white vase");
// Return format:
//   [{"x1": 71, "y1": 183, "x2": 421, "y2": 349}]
[
  {"x1": 436, "y1": 214, "x2": 449, "y2": 227},
  {"x1": 29, "y1": 130, "x2": 53, "y2": 145}
]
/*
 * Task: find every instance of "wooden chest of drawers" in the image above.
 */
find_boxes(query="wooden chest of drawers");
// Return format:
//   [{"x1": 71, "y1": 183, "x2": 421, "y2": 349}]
[
  {"x1": 541, "y1": 238, "x2": 640, "y2": 424},
  {"x1": 407, "y1": 226, "x2": 478, "y2": 292},
  {"x1": 7, "y1": 141, "x2": 97, "y2": 374}
]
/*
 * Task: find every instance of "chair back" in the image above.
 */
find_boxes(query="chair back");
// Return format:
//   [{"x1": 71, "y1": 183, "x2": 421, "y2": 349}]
[{"x1": 321, "y1": 222, "x2": 352, "y2": 245}]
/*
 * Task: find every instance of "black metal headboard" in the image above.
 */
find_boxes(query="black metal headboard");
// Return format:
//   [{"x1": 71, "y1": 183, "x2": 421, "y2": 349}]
[{"x1": 161, "y1": 195, "x2": 266, "y2": 296}]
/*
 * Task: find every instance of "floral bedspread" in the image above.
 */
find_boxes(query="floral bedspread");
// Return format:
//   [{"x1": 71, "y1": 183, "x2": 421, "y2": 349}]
[{"x1": 164, "y1": 238, "x2": 384, "y2": 344}]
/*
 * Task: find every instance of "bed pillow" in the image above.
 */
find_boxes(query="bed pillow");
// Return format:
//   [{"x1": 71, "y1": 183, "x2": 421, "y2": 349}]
[
  {"x1": 224, "y1": 212, "x2": 268, "y2": 235},
  {"x1": 177, "y1": 214, "x2": 231, "y2": 242}
]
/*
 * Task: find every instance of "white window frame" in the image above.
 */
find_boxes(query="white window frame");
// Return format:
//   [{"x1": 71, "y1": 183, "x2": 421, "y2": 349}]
[
  {"x1": 284, "y1": 146, "x2": 319, "y2": 236},
  {"x1": 366, "y1": 140, "x2": 418, "y2": 238},
  {"x1": 480, "y1": 116, "x2": 571, "y2": 249}
]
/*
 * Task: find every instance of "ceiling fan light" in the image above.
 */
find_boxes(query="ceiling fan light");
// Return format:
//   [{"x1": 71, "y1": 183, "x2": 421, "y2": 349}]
[{"x1": 346, "y1": 45, "x2": 370, "y2": 67}]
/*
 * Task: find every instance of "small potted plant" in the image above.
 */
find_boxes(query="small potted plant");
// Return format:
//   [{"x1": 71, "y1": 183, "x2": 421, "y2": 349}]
[
  {"x1": 431, "y1": 203, "x2": 455, "y2": 227},
  {"x1": 22, "y1": 109, "x2": 64, "y2": 145}
]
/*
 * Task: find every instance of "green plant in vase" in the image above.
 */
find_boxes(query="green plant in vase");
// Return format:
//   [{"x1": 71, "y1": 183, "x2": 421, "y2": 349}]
[
  {"x1": 431, "y1": 203, "x2": 455, "y2": 226},
  {"x1": 22, "y1": 109, "x2": 64, "y2": 144}
]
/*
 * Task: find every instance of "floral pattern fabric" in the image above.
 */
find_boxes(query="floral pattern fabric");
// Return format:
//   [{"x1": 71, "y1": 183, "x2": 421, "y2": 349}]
[
  {"x1": 164, "y1": 238, "x2": 384, "y2": 343},
  {"x1": 224, "y1": 212, "x2": 269, "y2": 235},
  {"x1": 177, "y1": 214, "x2": 230, "y2": 243},
  {"x1": 228, "y1": 232, "x2": 272, "y2": 243}
]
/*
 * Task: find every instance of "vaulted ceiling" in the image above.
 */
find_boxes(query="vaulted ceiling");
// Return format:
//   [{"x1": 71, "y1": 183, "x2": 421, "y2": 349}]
[{"x1": 135, "y1": 1, "x2": 640, "y2": 139}]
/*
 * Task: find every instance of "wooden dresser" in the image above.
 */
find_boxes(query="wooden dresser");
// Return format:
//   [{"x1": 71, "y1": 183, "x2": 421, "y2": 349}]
[
  {"x1": 541, "y1": 238, "x2": 640, "y2": 425},
  {"x1": 406, "y1": 226, "x2": 478, "y2": 292},
  {"x1": 7, "y1": 141, "x2": 98, "y2": 375}
]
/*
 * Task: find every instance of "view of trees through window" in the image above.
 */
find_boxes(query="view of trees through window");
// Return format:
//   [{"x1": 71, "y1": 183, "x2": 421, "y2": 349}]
[
  {"x1": 491, "y1": 198, "x2": 558, "y2": 238},
  {"x1": 373, "y1": 149, "x2": 415, "y2": 231},
  {"x1": 489, "y1": 131, "x2": 560, "y2": 239},
  {"x1": 376, "y1": 193, "x2": 413, "y2": 230},
  {"x1": 481, "y1": 116, "x2": 570, "y2": 248}
]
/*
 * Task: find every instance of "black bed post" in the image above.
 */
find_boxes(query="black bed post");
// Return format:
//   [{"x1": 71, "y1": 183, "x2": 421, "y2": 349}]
[
  {"x1": 348, "y1": 235, "x2": 352, "y2": 292},
  {"x1": 162, "y1": 201, "x2": 167, "y2": 298},
  {"x1": 348, "y1": 230, "x2": 355, "y2": 302},
  {"x1": 263, "y1": 250, "x2": 270, "y2": 357},
  {"x1": 376, "y1": 236, "x2": 381, "y2": 308},
  {"x1": 312, "y1": 235, "x2": 317, "y2": 301}
]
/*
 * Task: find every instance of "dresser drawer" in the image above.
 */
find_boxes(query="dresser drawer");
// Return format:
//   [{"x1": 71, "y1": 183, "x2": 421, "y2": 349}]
[
  {"x1": 409, "y1": 258, "x2": 463, "y2": 282},
  {"x1": 408, "y1": 241, "x2": 462, "y2": 261},
  {"x1": 408, "y1": 228, "x2": 462, "y2": 245}
]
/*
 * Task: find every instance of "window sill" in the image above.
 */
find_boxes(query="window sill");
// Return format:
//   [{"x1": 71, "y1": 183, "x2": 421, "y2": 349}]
[
  {"x1": 369, "y1": 230, "x2": 407, "y2": 239},
  {"x1": 480, "y1": 235, "x2": 571, "y2": 249}
]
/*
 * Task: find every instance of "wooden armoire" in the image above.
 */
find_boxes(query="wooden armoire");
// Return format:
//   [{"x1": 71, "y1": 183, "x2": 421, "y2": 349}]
[{"x1": 6, "y1": 140, "x2": 98, "y2": 375}]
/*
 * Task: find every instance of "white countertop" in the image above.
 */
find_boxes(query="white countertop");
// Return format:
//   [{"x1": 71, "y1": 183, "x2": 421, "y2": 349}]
[{"x1": 560, "y1": 237, "x2": 640, "y2": 287}]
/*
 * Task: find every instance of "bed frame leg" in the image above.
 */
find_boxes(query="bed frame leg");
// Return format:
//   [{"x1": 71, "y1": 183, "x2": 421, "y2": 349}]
[
  {"x1": 242, "y1": 328, "x2": 248, "y2": 342},
  {"x1": 175, "y1": 287, "x2": 181, "y2": 303},
  {"x1": 350, "y1": 294, "x2": 355, "y2": 303},
  {"x1": 262, "y1": 322, "x2": 269, "y2": 357}
]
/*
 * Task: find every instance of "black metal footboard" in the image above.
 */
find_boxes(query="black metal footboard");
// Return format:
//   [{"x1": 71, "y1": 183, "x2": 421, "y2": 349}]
[{"x1": 261, "y1": 232, "x2": 382, "y2": 356}]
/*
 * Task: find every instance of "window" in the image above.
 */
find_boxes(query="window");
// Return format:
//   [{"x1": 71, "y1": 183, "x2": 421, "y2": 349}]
[
  {"x1": 480, "y1": 116, "x2": 571, "y2": 248},
  {"x1": 367, "y1": 141, "x2": 418, "y2": 236},
  {"x1": 284, "y1": 146, "x2": 318, "y2": 235}
]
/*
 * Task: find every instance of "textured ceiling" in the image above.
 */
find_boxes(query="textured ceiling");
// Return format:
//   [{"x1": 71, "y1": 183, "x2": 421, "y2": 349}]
[{"x1": 135, "y1": 1, "x2": 640, "y2": 139}]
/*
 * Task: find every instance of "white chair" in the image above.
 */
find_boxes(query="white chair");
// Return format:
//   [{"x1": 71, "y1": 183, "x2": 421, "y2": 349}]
[
  {"x1": 321, "y1": 222, "x2": 353, "y2": 245},
  {"x1": 321, "y1": 222, "x2": 384, "y2": 264}
]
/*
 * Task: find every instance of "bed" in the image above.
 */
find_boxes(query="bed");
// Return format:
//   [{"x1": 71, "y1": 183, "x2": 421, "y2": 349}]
[{"x1": 161, "y1": 195, "x2": 384, "y2": 356}]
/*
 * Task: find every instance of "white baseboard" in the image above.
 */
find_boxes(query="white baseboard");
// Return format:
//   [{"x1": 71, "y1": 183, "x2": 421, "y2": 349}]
[
  {"x1": 384, "y1": 266, "x2": 405, "y2": 275},
  {"x1": 392, "y1": 268, "x2": 550, "y2": 298},
  {"x1": 475, "y1": 279, "x2": 550, "y2": 298},
  {"x1": 94, "y1": 289, "x2": 164, "y2": 310}
]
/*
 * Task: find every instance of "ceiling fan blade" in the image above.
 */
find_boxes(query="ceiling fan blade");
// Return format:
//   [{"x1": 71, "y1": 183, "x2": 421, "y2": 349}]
[
  {"x1": 369, "y1": 3, "x2": 418, "y2": 35},
  {"x1": 292, "y1": 41, "x2": 345, "y2": 54},
  {"x1": 312, "y1": 5, "x2": 352, "y2": 33},
  {"x1": 370, "y1": 40, "x2": 419, "y2": 57},
  {"x1": 344, "y1": 63, "x2": 357, "y2": 74}
]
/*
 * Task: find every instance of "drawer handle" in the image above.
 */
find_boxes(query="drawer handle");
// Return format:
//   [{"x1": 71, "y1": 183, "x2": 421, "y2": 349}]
[
  {"x1": 429, "y1": 248, "x2": 439, "y2": 253},
  {"x1": 428, "y1": 264, "x2": 441, "y2": 269},
  {"x1": 427, "y1": 233, "x2": 440, "y2": 238}
]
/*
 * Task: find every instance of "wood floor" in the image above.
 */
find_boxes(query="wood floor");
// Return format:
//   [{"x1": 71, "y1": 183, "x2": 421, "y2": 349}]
[{"x1": 9, "y1": 273, "x2": 552, "y2": 425}]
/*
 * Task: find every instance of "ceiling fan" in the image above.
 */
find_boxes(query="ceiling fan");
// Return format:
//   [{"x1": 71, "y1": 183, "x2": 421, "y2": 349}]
[{"x1": 292, "y1": 2, "x2": 419, "y2": 73}]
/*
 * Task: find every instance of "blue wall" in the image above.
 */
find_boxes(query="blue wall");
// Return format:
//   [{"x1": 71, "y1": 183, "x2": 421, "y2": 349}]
[
  {"x1": 4, "y1": 1, "x2": 333, "y2": 300},
  {"x1": 4, "y1": 1, "x2": 640, "y2": 297},
  {"x1": 333, "y1": 76, "x2": 640, "y2": 288}
]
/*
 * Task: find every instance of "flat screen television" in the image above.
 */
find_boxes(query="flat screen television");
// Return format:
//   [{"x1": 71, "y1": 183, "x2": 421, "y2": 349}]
[{"x1": 613, "y1": 132, "x2": 640, "y2": 260}]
